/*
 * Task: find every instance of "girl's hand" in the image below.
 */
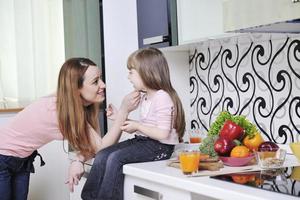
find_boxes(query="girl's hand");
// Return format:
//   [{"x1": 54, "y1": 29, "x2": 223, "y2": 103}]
[
  {"x1": 106, "y1": 103, "x2": 118, "y2": 121},
  {"x1": 120, "y1": 91, "x2": 140, "y2": 113},
  {"x1": 65, "y1": 160, "x2": 84, "y2": 192},
  {"x1": 121, "y1": 120, "x2": 139, "y2": 133}
]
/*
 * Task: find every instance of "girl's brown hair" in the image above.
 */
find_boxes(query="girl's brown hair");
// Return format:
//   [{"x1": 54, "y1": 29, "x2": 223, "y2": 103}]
[
  {"x1": 127, "y1": 47, "x2": 185, "y2": 140},
  {"x1": 57, "y1": 58, "x2": 100, "y2": 158}
]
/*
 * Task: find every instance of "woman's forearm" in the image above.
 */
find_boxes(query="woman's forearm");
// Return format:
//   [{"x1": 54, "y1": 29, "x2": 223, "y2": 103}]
[{"x1": 100, "y1": 108, "x2": 129, "y2": 149}]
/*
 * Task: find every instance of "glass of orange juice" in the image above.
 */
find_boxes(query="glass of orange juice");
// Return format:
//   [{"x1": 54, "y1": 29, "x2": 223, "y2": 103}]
[
  {"x1": 179, "y1": 150, "x2": 200, "y2": 175},
  {"x1": 189, "y1": 129, "x2": 202, "y2": 143}
]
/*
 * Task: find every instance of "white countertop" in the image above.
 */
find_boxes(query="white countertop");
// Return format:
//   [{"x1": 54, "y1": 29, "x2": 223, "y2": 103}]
[{"x1": 123, "y1": 154, "x2": 300, "y2": 200}]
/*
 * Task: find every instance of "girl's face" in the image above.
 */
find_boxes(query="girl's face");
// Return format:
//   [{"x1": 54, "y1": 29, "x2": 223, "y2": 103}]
[
  {"x1": 128, "y1": 69, "x2": 145, "y2": 91},
  {"x1": 79, "y1": 65, "x2": 106, "y2": 106}
]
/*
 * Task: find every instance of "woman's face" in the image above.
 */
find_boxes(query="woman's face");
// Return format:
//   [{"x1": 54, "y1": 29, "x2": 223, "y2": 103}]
[
  {"x1": 128, "y1": 69, "x2": 145, "y2": 91},
  {"x1": 79, "y1": 65, "x2": 105, "y2": 106}
]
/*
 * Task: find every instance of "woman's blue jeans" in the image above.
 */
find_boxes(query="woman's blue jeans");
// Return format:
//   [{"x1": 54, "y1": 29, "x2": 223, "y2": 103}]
[
  {"x1": 81, "y1": 135, "x2": 174, "y2": 200},
  {"x1": 0, "y1": 151, "x2": 44, "y2": 200}
]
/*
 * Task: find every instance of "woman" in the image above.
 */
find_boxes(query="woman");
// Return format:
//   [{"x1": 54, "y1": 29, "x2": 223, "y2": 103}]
[{"x1": 0, "y1": 58, "x2": 140, "y2": 200}]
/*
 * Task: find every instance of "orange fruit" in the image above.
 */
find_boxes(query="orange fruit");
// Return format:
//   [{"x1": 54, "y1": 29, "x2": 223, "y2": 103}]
[
  {"x1": 230, "y1": 145, "x2": 250, "y2": 158},
  {"x1": 231, "y1": 174, "x2": 256, "y2": 184},
  {"x1": 231, "y1": 175, "x2": 249, "y2": 184}
]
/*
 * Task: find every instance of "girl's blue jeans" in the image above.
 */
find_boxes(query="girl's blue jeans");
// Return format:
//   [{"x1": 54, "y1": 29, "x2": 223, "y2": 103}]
[
  {"x1": 0, "y1": 151, "x2": 44, "y2": 200},
  {"x1": 81, "y1": 135, "x2": 174, "y2": 200}
]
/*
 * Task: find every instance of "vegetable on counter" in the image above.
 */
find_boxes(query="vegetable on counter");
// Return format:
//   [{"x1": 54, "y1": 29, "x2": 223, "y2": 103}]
[
  {"x1": 199, "y1": 135, "x2": 218, "y2": 158},
  {"x1": 230, "y1": 146, "x2": 250, "y2": 158},
  {"x1": 214, "y1": 137, "x2": 236, "y2": 156},
  {"x1": 219, "y1": 120, "x2": 244, "y2": 141},
  {"x1": 208, "y1": 111, "x2": 257, "y2": 138},
  {"x1": 201, "y1": 111, "x2": 259, "y2": 158},
  {"x1": 243, "y1": 132, "x2": 264, "y2": 151},
  {"x1": 208, "y1": 111, "x2": 232, "y2": 136}
]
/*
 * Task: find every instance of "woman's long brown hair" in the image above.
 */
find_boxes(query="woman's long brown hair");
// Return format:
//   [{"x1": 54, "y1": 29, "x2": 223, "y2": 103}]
[
  {"x1": 127, "y1": 48, "x2": 186, "y2": 140},
  {"x1": 57, "y1": 58, "x2": 100, "y2": 158}
]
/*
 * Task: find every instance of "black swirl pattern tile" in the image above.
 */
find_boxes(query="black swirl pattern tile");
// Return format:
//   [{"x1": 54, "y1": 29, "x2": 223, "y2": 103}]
[{"x1": 189, "y1": 34, "x2": 300, "y2": 144}]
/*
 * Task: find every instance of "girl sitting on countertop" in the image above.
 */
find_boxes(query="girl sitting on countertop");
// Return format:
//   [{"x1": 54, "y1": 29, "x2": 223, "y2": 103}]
[{"x1": 81, "y1": 47, "x2": 186, "y2": 200}]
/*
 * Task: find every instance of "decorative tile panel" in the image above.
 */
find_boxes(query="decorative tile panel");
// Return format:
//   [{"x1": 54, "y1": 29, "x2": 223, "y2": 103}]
[{"x1": 190, "y1": 34, "x2": 300, "y2": 144}]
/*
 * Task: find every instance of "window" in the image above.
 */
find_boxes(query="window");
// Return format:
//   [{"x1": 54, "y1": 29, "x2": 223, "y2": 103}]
[{"x1": 0, "y1": 0, "x2": 65, "y2": 109}]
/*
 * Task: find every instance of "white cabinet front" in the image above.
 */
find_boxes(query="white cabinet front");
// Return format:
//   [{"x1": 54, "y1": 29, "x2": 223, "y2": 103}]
[{"x1": 124, "y1": 175, "x2": 190, "y2": 200}]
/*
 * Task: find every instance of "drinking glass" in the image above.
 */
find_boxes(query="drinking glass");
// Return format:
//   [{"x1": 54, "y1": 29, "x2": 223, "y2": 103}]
[
  {"x1": 189, "y1": 129, "x2": 202, "y2": 143},
  {"x1": 179, "y1": 150, "x2": 200, "y2": 175}
]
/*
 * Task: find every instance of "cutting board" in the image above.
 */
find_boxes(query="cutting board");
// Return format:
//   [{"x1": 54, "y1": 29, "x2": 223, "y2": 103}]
[{"x1": 167, "y1": 159, "x2": 224, "y2": 171}]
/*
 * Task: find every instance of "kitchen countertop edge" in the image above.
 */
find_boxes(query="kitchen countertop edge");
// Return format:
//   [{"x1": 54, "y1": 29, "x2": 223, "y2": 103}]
[{"x1": 123, "y1": 155, "x2": 300, "y2": 200}]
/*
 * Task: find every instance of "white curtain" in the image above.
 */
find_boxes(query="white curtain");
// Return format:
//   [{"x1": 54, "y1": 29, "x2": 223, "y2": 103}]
[{"x1": 0, "y1": 0, "x2": 65, "y2": 108}]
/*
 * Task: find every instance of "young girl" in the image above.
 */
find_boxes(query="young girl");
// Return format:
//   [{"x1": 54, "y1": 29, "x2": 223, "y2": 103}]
[
  {"x1": 81, "y1": 47, "x2": 186, "y2": 200},
  {"x1": 0, "y1": 58, "x2": 140, "y2": 200}
]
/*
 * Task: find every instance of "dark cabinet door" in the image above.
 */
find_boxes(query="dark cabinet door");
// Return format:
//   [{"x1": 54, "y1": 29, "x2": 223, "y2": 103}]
[{"x1": 136, "y1": 0, "x2": 177, "y2": 48}]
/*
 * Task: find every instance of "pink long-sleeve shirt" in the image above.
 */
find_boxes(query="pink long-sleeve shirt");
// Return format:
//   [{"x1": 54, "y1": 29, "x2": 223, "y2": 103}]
[
  {"x1": 136, "y1": 90, "x2": 179, "y2": 145},
  {"x1": 0, "y1": 96, "x2": 63, "y2": 158}
]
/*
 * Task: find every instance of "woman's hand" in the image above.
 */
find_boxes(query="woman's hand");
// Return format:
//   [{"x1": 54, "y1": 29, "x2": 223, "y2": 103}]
[
  {"x1": 121, "y1": 120, "x2": 140, "y2": 133},
  {"x1": 106, "y1": 103, "x2": 118, "y2": 121},
  {"x1": 65, "y1": 160, "x2": 84, "y2": 192},
  {"x1": 120, "y1": 91, "x2": 140, "y2": 113}
]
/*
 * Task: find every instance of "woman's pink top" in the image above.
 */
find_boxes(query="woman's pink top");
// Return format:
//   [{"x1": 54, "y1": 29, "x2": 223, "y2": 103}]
[
  {"x1": 0, "y1": 96, "x2": 63, "y2": 158},
  {"x1": 137, "y1": 90, "x2": 179, "y2": 145}
]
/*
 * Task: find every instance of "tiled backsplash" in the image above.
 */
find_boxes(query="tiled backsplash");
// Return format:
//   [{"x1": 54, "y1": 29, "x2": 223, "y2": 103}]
[{"x1": 189, "y1": 33, "x2": 300, "y2": 144}]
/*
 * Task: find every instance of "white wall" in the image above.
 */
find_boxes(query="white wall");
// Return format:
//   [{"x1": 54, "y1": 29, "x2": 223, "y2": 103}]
[
  {"x1": 103, "y1": 0, "x2": 139, "y2": 141},
  {"x1": 162, "y1": 50, "x2": 191, "y2": 141}
]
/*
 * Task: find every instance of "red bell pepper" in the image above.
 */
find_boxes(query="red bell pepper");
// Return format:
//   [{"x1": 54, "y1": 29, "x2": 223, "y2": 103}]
[
  {"x1": 219, "y1": 120, "x2": 244, "y2": 141},
  {"x1": 214, "y1": 137, "x2": 236, "y2": 156}
]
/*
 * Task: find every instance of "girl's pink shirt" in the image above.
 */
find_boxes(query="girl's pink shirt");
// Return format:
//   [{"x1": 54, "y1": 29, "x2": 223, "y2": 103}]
[
  {"x1": 137, "y1": 90, "x2": 179, "y2": 145},
  {"x1": 0, "y1": 96, "x2": 63, "y2": 158}
]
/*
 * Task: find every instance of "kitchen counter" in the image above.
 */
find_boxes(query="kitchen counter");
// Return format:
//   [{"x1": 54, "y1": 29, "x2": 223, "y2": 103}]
[{"x1": 123, "y1": 154, "x2": 300, "y2": 200}]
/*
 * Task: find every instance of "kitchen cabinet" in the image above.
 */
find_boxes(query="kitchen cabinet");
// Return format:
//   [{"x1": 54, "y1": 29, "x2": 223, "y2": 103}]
[
  {"x1": 223, "y1": 0, "x2": 300, "y2": 33},
  {"x1": 125, "y1": 175, "x2": 190, "y2": 200},
  {"x1": 136, "y1": 0, "x2": 225, "y2": 47},
  {"x1": 136, "y1": 0, "x2": 177, "y2": 48},
  {"x1": 176, "y1": 0, "x2": 224, "y2": 44},
  {"x1": 124, "y1": 175, "x2": 218, "y2": 200}
]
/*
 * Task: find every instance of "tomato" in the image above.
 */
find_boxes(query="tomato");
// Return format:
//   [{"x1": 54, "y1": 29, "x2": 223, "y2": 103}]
[
  {"x1": 243, "y1": 132, "x2": 264, "y2": 151},
  {"x1": 230, "y1": 145, "x2": 250, "y2": 158}
]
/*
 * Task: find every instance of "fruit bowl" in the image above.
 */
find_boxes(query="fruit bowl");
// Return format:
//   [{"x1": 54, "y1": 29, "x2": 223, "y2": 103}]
[{"x1": 219, "y1": 154, "x2": 255, "y2": 167}]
